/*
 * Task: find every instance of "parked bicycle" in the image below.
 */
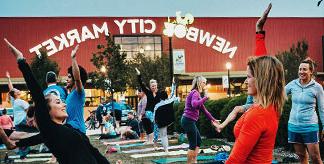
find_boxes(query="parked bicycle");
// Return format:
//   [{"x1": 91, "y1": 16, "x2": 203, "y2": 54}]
[{"x1": 85, "y1": 110, "x2": 100, "y2": 130}]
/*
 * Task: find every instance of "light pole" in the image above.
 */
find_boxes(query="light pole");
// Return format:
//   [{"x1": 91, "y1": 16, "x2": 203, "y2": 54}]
[
  {"x1": 163, "y1": 20, "x2": 174, "y2": 86},
  {"x1": 169, "y1": 36, "x2": 173, "y2": 86},
  {"x1": 226, "y1": 62, "x2": 232, "y2": 97}
]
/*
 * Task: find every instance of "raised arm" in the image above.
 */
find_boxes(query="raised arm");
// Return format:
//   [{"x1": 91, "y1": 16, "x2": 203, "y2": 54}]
[
  {"x1": 4, "y1": 38, "x2": 54, "y2": 133},
  {"x1": 255, "y1": 3, "x2": 271, "y2": 56},
  {"x1": 136, "y1": 68, "x2": 150, "y2": 94},
  {"x1": 71, "y1": 45, "x2": 83, "y2": 93},
  {"x1": 170, "y1": 77, "x2": 176, "y2": 98},
  {"x1": 6, "y1": 71, "x2": 14, "y2": 91}
]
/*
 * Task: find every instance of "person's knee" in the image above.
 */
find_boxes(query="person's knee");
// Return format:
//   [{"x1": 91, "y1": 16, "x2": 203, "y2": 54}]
[
  {"x1": 296, "y1": 151, "x2": 308, "y2": 160},
  {"x1": 309, "y1": 153, "x2": 322, "y2": 163}
]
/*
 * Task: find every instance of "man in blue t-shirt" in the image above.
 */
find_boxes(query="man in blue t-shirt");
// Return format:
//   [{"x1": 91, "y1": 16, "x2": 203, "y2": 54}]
[
  {"x1": 65, "y1": 45, "x2": 88, "y2": 134},
  {"x1": 43, "y1": 71, "x2": 67, "y2": 101}
]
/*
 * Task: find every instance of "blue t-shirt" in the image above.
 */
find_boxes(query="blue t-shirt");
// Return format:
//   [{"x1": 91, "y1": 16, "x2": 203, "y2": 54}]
[
  {"x1": 43, "y1": 84, "x2": 67, "y2": 101},
  {"x1": 66, "y1": 88, "x2": 86, "y2": 133}
]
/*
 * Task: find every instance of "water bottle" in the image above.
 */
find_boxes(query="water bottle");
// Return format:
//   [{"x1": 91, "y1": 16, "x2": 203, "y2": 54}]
[{"x1": 4, "y1": 152, "x2": 8, "y2": 163}]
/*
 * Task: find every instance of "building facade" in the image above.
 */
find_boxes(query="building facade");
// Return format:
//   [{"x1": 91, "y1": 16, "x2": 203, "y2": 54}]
[{"x1": 0, "y1": 16, "x2": 323, "y2": 108}]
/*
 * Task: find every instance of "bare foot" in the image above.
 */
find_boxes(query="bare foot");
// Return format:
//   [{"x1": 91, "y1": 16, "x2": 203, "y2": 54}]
[{"x1": 256, "y1": 3, "x2": 272, "y2": 32}]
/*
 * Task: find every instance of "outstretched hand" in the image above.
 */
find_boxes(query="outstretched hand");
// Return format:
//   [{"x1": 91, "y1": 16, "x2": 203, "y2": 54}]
[
  {"x1": 71, "y1": 44, "x2": 79, "y2": 59},
  {"x1": 215, "y1": 124, "x2": 224, "y2": 133},
  {"x1": 211, "y1": 120, "x2": 220, "y2": 130},
  {"x1": 135, "y1": 68, "x2": 140, "y2": 75},
  {"x1": 256, "y1": 3, "x2": 272, "y2": 32},
  {"x1": 5, "y1": 71, "x2": 10, "y2": 78},
  {"x1": 4, "y1": 38, "x2": 24, "y2": 60}
]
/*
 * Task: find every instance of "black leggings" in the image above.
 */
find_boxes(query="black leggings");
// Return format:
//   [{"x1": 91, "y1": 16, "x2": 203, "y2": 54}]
[{"x1": 181, "y1": 116, "x2": 201, "y2": 150}]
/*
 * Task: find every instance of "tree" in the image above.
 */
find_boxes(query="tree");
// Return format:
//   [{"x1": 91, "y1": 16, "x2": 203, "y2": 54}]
[
  {"x1": 30, "y1": 49, "x2": 60, "y2": 90},
  {"x1": 90, "y1": 35, "x2": 129, "y2": 95},
  {"x1": 128, "y1": 53, "x2": 171, "y2": 90},
  {"x1": 276, "y1": 40, "x2": 308, "y2": 83}
]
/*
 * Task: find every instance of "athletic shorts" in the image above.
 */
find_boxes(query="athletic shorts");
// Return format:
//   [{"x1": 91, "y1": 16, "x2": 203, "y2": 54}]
[
  {"x1": 288, "y1": 130, "x2": 319, "y2": 144},
  {"x1": 4, "y1": 129, "x2": 14, "y2": 137}
]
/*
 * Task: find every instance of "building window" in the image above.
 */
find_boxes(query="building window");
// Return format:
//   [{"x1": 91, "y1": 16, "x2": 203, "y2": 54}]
[{"x1": 114, "y1": 35, "x2": 162, "y2": 60}]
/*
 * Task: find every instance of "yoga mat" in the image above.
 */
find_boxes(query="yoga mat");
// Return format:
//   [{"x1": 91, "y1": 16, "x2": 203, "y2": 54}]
[
  {"x1": 119, "y1": 142, "x2": 144, "y2": 148},
  {"x1": 9, "y1": 153, "x2": 52, "y2": 159},
  {"x1": 152, "y1": 155, "x2": 215, "y2": 164},
  {"x1": 130, "y1": 148, "x2": 217, "y2": 158},
  {"x1": 86, "y1": 129, "x2": 101, "y2": 136},
  {"x1": 122, "y1": 143, "x2": 189, "y2": 153},
  {"x1": 0, "y1": 144, "x2": 6, "y2": 150},
  {"x1": 14, "y1": 157, "x2": 52, "y2": 163},
  {"x1": 103, "y1": 139, "x2": 144, "y2": 145}
]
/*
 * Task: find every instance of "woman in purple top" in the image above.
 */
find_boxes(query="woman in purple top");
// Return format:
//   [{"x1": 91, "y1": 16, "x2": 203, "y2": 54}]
[{"x1": 181, "y1": 75, "x2": 218, "y2": 164}]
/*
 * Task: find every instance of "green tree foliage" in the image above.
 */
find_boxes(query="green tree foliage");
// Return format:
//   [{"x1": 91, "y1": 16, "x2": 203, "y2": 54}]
[
  {"x1": 30, "y1": 49, "x2": 60, "y2": 90},
  {"x1": 275, "y1": 97, "x2": 292, "y2": 149},
  {"x1": 128, "y1": 53, "x2": 171, "y2": 90},
  {"x1": 90, "y1": 35, "x2": 129, "y2": 93},
  {"x1": 276, "y1": 40, "x2": 308, "y2": 83}
]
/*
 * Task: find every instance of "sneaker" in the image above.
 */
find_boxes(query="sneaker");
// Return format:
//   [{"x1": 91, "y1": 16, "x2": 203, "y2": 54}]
[{"x1": 39, "y1": 144, "x2": 50, "y2": 153}]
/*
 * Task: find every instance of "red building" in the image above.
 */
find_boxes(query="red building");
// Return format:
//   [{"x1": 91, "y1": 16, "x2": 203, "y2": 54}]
[{"x1": 0, "y1": 17, "x2": 323, "y2": 104}]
